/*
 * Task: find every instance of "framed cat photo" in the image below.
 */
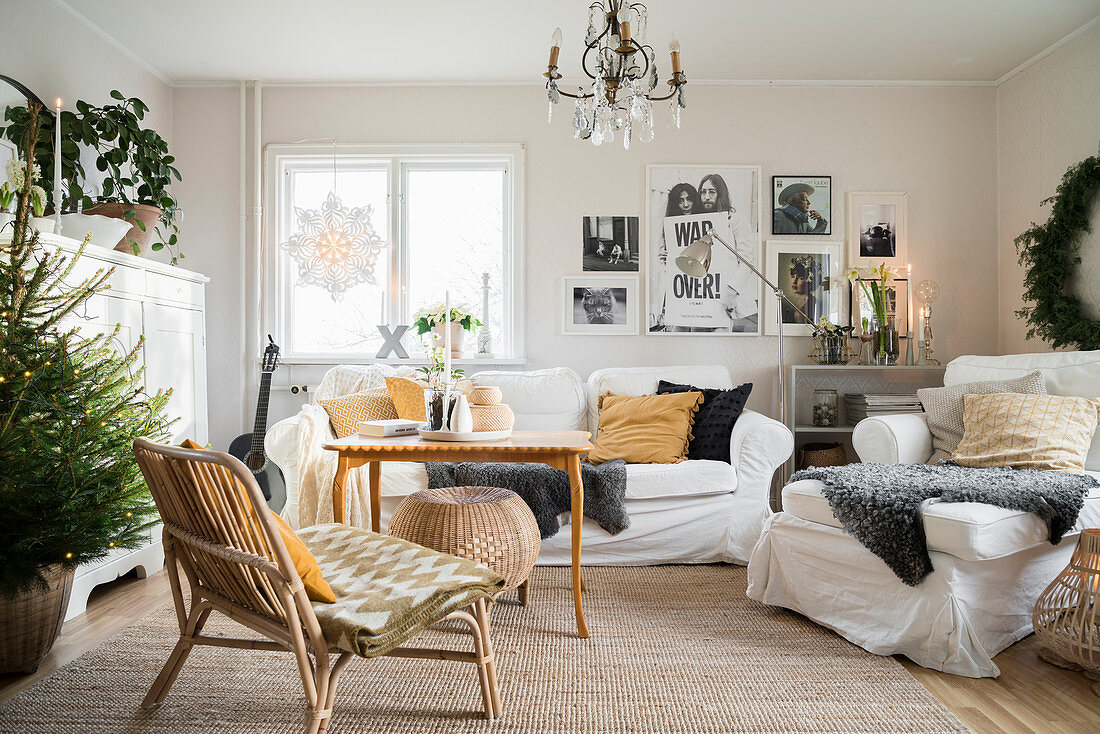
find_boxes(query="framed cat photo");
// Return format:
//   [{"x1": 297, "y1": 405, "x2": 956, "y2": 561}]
[{"x1": 561, "y1": 275, "x2": 639, "y2": 336}]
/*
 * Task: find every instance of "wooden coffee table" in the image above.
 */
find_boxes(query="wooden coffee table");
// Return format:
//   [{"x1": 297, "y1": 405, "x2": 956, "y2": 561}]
[{"x1": 323, "y1": 430, "x2": 594, "y2": 638}]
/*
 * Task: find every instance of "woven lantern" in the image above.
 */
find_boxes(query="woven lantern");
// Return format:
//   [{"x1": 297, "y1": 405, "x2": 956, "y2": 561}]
[{"x1": 1033, "y1": 528, "x2": 1100, "y2": 694}]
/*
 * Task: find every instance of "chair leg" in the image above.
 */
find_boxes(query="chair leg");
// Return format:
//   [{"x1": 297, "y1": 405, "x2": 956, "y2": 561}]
[
  {"x1": 474, "y1": 599, "x2": 502, "y2": 718},
  {"x1": 142, "y1": 604, "x2": 212, "y2": 709},
  {"x1": 314, "y1": 652, "x2": 353, "y2": 734},
  {"x1": 517, "y1": 578, "x2": 530, "y2": 606}
]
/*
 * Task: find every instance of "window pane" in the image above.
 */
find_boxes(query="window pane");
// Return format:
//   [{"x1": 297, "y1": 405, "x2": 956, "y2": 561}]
[
  {"x1": 284, "y1": 168, "x2": 389, "y2": 355},
  {"x1": 406, "y1": 169, "x2": 505, "y2": 355}
]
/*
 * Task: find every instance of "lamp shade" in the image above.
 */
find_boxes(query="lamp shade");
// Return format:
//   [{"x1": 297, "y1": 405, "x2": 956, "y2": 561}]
[{"x1": 674, "y1": 234, "x2": 713, "y2": 278}]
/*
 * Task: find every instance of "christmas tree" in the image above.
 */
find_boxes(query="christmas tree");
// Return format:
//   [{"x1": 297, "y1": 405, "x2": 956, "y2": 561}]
[{"x1": 0, "y1": 102, "x2": 171, "y2": 598}]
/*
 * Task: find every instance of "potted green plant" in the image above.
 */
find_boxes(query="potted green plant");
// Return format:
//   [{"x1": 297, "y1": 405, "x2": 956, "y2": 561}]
[
  {"x1": 412, "y1": 302, "x2": 482, "y2": 358},
  {"x1": 0, "y1": 91, "x2": 184, "y2": 263},
  {"x1": 848, "y1": 262, "x2": 900, "y2": 365},
  {"x1": 0, "y1": 104, "x2": 171, "y2": 674}
]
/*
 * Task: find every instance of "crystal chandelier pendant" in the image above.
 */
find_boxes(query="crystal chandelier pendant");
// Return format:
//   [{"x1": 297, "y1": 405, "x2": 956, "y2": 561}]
[
  {"x1": 543, "y1": 2, "x2": 686, "y2": 147},
  {"x1": 279, "y1": 190, "x2": 388, "y2": 301}
]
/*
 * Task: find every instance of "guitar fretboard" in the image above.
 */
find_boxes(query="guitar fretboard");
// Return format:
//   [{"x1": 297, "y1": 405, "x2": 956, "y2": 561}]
[{"x1": 250, "y1": 372, "x2": 273, "y2": 456}]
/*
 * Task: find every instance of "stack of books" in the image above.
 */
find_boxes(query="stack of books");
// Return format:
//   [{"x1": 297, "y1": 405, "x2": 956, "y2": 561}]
[{"x1": 844, "y1": 393, "x2": 924, "y2": 422}]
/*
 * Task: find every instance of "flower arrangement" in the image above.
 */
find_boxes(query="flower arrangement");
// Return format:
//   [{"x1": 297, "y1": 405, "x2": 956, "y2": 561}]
[
  {"x1": 847, "y1": 262, "x2": 899, "y2": 364},
  {"x1": 4, "y1": 159, "x2": 47, "y2": 217},
  {"x1": 416, "y1": 345, "x2": 465, "y2": 389},
  {"x1": 809, "y1": 317, "x2": 856, "y2": 365},
  {"x1": 412, "y1": 302, "x2": 482, "y2": 337}
]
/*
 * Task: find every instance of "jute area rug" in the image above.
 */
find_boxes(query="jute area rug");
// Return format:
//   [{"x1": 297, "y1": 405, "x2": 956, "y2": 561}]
[{"x1": 0, "y1": 565, "x2": 968, "y2": 733}]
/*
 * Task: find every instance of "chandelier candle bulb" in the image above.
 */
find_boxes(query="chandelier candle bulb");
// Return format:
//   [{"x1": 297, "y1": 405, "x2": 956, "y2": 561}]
[
  {"x1": 670, "y1": 35, "x2": 682, "y2": 73},
  {"x1": 549, "y1": 27, "x2": 562, "y2": 67},
  {"x1": 616, "y1": 8, "x2": 633, "y2": 45}
]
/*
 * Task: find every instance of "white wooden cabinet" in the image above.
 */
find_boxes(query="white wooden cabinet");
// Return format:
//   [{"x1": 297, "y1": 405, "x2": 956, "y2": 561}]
[{"x1": 1, "y1": 232, "x2": 209, "y2": 620}]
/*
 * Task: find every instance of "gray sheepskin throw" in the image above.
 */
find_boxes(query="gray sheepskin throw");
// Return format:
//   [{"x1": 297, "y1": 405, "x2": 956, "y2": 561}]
[
  {"x1": 424, "y1": 460, "x2": 630, "y2": 540},
  {"x1": 791, "y1": 462, "x2": 1096, "y2": 586}
]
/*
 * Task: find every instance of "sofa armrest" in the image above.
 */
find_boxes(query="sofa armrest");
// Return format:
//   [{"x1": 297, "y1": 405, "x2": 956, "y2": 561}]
[
  {"x1": 730, "y1": 409, "x2": 794, "y2": 504},
  {"x1": 851, "y1": 414, "x2": 932, "y2": 464}
]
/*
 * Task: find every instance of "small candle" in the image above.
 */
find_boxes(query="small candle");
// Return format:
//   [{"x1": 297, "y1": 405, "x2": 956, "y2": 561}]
[
  {"x1": 906, "y1": 263, "x2": 913, "y2": 333},
  {"x1": 443, "y1": 290, "x2": 452, "y2": 384},
  {"x1": 53, "y1": 98, "x2": 62, "y2": 232},
  {"x1": 669, "y1": 34, "x2": 682, "y2": 74}
]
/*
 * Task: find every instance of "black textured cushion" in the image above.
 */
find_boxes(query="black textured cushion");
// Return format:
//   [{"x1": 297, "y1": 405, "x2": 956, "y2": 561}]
[{"x1": 655, "y1": 380, "x2": 752, "y2": 463}]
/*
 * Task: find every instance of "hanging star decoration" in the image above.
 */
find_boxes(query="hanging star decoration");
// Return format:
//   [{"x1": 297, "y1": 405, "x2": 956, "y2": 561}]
[{"x1": 280, "y1": 190, "x2": 388, "y2": 300}]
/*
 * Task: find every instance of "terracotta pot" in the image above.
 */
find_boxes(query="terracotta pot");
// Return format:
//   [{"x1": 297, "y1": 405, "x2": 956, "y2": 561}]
[
  {"x1": 85, "y1": 202, "x2": 162, "y2": 257},
  {"x1": 430, "y1": 322, "x2": 467, "y2": 359},
  {"x1": 0, "y1": 565, "x2": 74, "y2": 674}
]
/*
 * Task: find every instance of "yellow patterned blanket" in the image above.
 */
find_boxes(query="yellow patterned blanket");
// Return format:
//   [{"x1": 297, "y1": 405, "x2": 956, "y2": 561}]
[{"x1": 298, "y1": 524, "x2": 505, "y2": 657}]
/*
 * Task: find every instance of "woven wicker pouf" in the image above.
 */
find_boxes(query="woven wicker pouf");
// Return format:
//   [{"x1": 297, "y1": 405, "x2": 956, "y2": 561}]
[{"x1": 388, "y1": 486, "x2": 541, "y2": 604}]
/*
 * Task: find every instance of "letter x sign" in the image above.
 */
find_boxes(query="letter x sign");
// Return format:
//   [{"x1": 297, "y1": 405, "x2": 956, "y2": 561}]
[{"x1": 375, "y1": 325, "x2": 410, "y2": 359}]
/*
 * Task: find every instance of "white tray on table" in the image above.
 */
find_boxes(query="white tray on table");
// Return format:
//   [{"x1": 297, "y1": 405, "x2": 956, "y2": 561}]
[{"x1": 417, "y1": 428, "x2": 512, "y2": 442}]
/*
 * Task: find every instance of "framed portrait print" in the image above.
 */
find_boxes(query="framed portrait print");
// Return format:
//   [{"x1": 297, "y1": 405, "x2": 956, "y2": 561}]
[
  {"x1": 645, "y1": 164, "x2": 763, "y2": 335},
  {"x1": 582, "y1": 215, "x2": 640, "y2": 271},
  {"x1": 561, "y1": 275, "x2": 639, "y2": 336},
  {"x1": 847, "y1": 191, "x2": 908, "y2": 268},
  {"x1": 764, "y1": 240, "x2": 842, "y2": 336},
  {"x1": 849, "y1": 277, "x2": 910, "y2": 336},
  {"x1": 771, "y1": 176, "x2": 831, "y2": 235}
]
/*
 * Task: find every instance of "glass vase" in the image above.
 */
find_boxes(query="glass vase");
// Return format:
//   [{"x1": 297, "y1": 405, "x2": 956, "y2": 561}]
[
  {"x1": 423, "y1": 387, "x2": 456, "y2": 431},
  {"x1": 870, "y1": 317, "x2": 900, "y2": 366}
]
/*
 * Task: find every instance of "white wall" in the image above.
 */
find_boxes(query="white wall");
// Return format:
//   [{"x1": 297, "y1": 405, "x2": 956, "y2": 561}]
[
  {"x1": 996, "y1": 23, "x2": 1100, "y2": 355},
  {"x1": 173, "y1": 82, "x2": 1000, "y2": 447},
  {"x1": 0, "y1": 0, "x2": 172, "y2": 151}
]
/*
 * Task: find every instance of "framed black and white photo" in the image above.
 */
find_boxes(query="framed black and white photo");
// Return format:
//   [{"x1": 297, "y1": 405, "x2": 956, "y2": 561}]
[
  {"x1": 645, "y1": 164, "x2": 762, "y2": 335},
  {"x1": 561, "y1": 275, "x2": 639, "y2": 336},
  {"x1": 847, "y1": 191, "x2": 908, "y2": 268},
  {"x1": 763, "y1": 241, "x2": 842, "y2": 336},
  {"x1": 582, "y1": 215, "x2": 640, "y2": 271},
  {"x1": 849, "y1": 277, "x2": 910, "y2": 336},
  {"x1": 771, "y1": 176, "x2": 831, "y2": 235}
]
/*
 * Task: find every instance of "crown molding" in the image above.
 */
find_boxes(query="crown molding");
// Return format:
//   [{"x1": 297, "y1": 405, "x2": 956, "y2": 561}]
[
  {"x1": 994, "y1": 14, "x2": 1100, "y2": 86},
  {"x1": 45, "y1": 0, "x2": 173, "y2": 86},
  {"x1": 172, "y1": 77, "x2": 997, "y2": 89}
]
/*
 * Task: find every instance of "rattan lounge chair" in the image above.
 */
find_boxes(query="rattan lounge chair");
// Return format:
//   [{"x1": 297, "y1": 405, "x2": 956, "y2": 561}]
[{"x1": 133, "y1": 438, "x2": 505, "y2": 733}]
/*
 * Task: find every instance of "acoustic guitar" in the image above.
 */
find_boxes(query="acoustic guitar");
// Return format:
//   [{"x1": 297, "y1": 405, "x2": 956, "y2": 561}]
[{"x1": 228, "y1": 336, "x2": 287, "y2": 512}]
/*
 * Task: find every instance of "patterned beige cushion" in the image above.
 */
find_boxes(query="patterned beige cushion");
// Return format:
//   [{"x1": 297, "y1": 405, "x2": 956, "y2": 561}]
[
  {"x1": 952, "y1": 393, "x2": 1100, "y2": 473},
  {"x1": 318, "y1": 389, "x2": 398, "y2": 438},
  {"x1": 297, "y1": 524, "x2": 504, "y2": 658},
  {"x1": 917, "y1": 372, "x2": 1046, "y2": 463}
]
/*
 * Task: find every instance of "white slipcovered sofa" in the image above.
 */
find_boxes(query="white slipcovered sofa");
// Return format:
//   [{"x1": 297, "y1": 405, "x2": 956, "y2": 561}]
[
  {"x1": 266, "y1": 364, "x2": 793, "y2": 566},
  {"x1": 747, "y1": 350, "x2": 1100, "y2": 678}
]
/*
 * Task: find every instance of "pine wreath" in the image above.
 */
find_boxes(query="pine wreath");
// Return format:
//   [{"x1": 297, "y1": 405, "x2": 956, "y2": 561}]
[{"x1": 1015, "y1": 155, "x2": 1100, "y2": 350}]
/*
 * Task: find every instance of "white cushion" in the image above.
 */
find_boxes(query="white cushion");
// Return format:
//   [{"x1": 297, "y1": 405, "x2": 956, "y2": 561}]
[
  {"x1": 782, "y1": 473, "x2": 1100, "y2": 561},
  {"x1": 624, "y1": 460, "x2": 737, "y2": 499},
  {"x1": 585, "y1": 365, "x2": 734, "y2": 434},
  {"x1": 945, "y1": 351, "x2": 1100, "y2": 470},
  {"x1": 473, "y1": 367, "x2": 586, "y2": 430}
]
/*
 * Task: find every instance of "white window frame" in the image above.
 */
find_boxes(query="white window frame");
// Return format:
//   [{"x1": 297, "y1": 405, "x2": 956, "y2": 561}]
[{"x1": 263, "y1": 143, "x2": 526, "y2": 364}]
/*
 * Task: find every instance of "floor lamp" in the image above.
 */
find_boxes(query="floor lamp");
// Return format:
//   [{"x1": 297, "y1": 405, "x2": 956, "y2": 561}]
[{"x1": 675, "y1": 232, "x2": 813, "y2": 429}]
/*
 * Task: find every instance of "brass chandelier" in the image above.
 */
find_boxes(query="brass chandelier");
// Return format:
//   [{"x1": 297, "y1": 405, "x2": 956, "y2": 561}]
[{"x1": 544, "y1": 1, "x2": 687, "y2": 148}]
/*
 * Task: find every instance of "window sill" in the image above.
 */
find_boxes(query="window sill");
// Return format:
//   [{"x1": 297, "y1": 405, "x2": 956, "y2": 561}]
[{"x1": 271, "y1": 356, "x2": 528, "y2": 367}]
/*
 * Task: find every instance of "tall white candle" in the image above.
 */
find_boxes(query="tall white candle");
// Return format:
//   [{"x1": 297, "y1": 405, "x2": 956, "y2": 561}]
[
  {"x1": 906, "y1": 263, "x2": 913, "y2": 333},
  {"x1": 443, "y1": 290, "x2": 452, "y2": 384},
  {"x1": 53, "y1": 98, "x2": 62, "y2": 232}
]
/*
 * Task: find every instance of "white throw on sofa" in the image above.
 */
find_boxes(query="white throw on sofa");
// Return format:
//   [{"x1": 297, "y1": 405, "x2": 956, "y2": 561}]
[
  {"x1": 266, "y1": 364, "x2": 793, "y2": 566},
  {"x1": 747, "y1": 350, "x2": 1100, "y2": 678}
]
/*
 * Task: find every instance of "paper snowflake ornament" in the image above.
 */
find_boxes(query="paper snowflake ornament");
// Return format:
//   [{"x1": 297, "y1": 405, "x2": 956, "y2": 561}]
[{"x1": 280, "y1": 191, "x2": 388, "y2": 300}]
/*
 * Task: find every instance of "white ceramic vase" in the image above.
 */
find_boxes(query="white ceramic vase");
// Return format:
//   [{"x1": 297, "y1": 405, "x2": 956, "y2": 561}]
[
  {"x1": 430, "y1": 322, "x2": 467, "y2": 358},
  {"x1": 448, "y1": 393, "x2": 474, "y2": 433}
]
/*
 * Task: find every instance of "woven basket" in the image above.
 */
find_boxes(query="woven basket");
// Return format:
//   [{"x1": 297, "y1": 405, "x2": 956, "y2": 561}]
[
  {"x1": 470, "y1": 404, "x2": 515, "y2": 432},
  {"x1": 470, "y1": 386, "x2": 503, "y2": 406},
  {"x1": 388, "y1": 486, "x2": 540, "y2": 595},
  {"x1": 1034, "y1": 528, "x2": 1100, "y2": 679},
  {"x1": 797, "y1": 442, "x2": 848, "y2": 469},
  {"x1": 0, "y1": 564, "x2": 74, "y2": 674}
]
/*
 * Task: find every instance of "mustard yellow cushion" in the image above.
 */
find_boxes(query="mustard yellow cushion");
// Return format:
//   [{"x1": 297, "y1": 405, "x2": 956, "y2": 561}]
[
  {"x1": 178, "y1": 439, "x2": 336, "y2": 603},
  {"x1": 385, "y1": 376, "x2": 427, "y2": 421},
  {"x1": 318, "y1": 388, "x2": 399, "y2": 438},
  {"x1": 952, "y1": 393, "x2": 1100, "y2": 473},
  {"x1": 588, "y1": 392, "x2": 704, "y2": 465}
]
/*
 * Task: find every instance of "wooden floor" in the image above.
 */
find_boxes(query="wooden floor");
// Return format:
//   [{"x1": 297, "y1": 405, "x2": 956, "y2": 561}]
[{"x1": 2, "y1": 570, "x2": 1098, "y2": 733}]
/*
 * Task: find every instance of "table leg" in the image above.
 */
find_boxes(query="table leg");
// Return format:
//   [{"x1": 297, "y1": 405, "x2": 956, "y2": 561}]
[
  {"x1": 368, "y1": 461, "x2": 381, "y2": 533},
  {"x1": 566, "y1": 453, "x2": 589, "y2": 639},
  {"x1": 333, "y1": 454, "x2": 351, "y2": 525}
]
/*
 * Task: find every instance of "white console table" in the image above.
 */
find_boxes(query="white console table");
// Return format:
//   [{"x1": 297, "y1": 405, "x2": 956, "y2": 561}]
[
  {"x1": 784, "y1": 364, "x2": 947, "y2": 480},
  {"x1": 2, "y1": 232, "x2": 209, "y2": 620}
]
